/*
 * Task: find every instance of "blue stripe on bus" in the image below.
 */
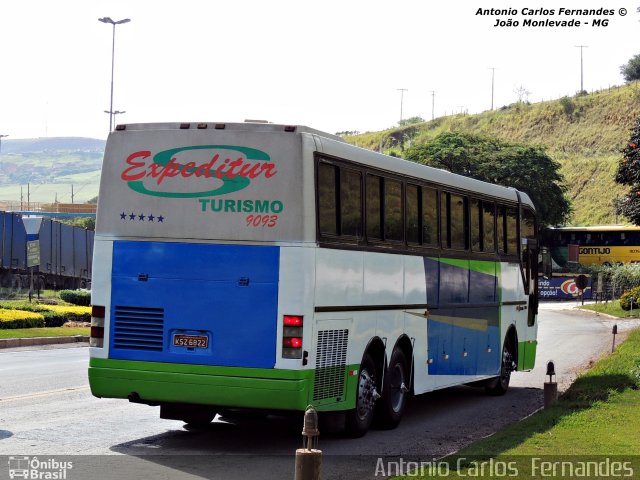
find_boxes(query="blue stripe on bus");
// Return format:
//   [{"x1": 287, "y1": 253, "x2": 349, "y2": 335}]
[
  {"x1": 109, "y1": 241, "x2": 280, "y2": 368},
  {"x1": 427, "y1": 309, "x2": 501, "y2": 376},
  {"x1": 424, "y1": 257, "x2": 501, "y2": 375}
]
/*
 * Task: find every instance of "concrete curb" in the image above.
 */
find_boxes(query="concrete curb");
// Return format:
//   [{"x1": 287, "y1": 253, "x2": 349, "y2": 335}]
[{"x1": 0, "y1": 335, "x2": 89, "y2": 349}]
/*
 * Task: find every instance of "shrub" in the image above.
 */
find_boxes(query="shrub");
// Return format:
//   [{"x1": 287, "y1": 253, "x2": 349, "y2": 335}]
[
  {"x1": 42, "y1": 311, "x2": 68, "y2": 327},
  {"x1": 612, "y1": 265, "x2": 640, "y2": 296},
  {"x1": 0, "y1": 309, "x2": 45, "y2": 329},
  {"x1": 59, "y1": 290, "x2": 91, "y2": 306},
  {"x1": 0, "y1": 301, "x2": 49, "y2": 313},
  {"x1": 619, "y1": 286, "x2": 640, "y2": 310},
  {"x1": 40, "y1": 305, "x2": 91, "y2": 323}
]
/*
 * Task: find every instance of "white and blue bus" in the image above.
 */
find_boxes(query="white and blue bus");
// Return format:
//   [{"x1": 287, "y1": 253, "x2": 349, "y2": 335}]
[{"x1": 89, "y1": 122, "x2": 538, "y2": 437}]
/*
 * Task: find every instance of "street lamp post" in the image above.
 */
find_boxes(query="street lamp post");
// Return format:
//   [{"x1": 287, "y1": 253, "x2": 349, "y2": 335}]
[
  {"x1": 99, "y1": 17, "x2": 130, "y2": 132},
  {"x1": 104, "y1": 110, "x2": 126, "y2": 127}
]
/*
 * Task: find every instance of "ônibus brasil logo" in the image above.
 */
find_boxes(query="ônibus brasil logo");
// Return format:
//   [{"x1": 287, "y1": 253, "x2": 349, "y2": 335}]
[{"x1": 120, "y1": 145, "x2": 276, "y2": 198}]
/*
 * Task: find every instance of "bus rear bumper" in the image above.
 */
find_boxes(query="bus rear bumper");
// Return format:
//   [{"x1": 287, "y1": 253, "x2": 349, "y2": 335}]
[{"x1": 88, "y1": 358, "x2": 313, "y2": 411}]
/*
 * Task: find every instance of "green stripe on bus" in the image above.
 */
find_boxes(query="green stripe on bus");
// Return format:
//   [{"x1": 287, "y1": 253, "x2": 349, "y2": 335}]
[
  {"x1": 436, "y1": 257, "x2": 498, "y2": 276},
  {"x1": 517, "y1": 340, "x2": 537, "y2": 370},
  {"x1": 89, "y1": 358, "x2": 359, "y2": 412}
]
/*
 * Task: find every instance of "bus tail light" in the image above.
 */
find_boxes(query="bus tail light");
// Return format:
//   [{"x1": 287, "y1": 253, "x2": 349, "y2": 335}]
[
  {"x1": 91, "y1": 305, "x2": 105, "y2": 348},
  {"x1": 282, "y1": 315, "x2": 303, "y2": 359}
]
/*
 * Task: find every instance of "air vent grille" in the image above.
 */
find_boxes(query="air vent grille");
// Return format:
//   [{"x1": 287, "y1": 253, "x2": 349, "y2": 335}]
[
  {"x1": 113, "y1": 306, "x2": 164, "y2": 351},
  {"x1": 313, "y1": 329, "x2": 348, "y2": 401}
]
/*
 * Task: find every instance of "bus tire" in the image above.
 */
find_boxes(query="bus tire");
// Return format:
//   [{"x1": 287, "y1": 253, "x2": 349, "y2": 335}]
[
  {"x1": 183, "y1": 410, "x2": 216, "y2": 428},
  {"x1": 344, "y1": 353, "x2": 378, "y2": 438},
  {"x1": 375, "y1": 348, "x2": 409, "y2": 430},
  {"x1": 485, "y1": 335, "x2": 515, "y2": 396}
]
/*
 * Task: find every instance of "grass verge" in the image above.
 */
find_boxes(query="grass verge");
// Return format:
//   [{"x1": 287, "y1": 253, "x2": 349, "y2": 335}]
[
  {"x1": 580, "y1": 300, "x2": 640, "y2": 318},
  {"x1": 0, "y1": 327, "x2": 89, "y2": 339},
  {"x1": 395, "y1": 329, "x2": 640, "y2": 479}
]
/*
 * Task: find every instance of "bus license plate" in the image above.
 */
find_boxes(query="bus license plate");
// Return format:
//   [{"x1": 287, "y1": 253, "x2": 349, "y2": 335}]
[{"x1": 173, "y1": 334, "x2": 208, "y2": 348}]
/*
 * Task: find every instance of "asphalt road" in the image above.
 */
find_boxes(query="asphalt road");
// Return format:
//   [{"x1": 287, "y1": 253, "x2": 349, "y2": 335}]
[{"x1": 0, "y1": 303, "x2": 636, "y2": 479}]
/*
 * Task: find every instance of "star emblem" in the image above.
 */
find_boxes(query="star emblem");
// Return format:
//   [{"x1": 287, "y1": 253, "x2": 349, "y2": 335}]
[
  {"x1": 157, "y1": 215, "x2": 164, "y2": 223},
  {"x1": 148, "y1": 214, "x2": 155, "y2": 222},
  {"x1": 120, "y1": 212, "x2": 126, "y2": 220},
  {"x1": 129, "y1": 212, "x2": 136, "y2": 220},
  {"x1": 138, "y1": 213, "x2": 146, "y2": 221}
]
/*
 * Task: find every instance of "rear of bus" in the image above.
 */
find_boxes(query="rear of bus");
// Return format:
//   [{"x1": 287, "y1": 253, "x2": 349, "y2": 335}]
[{"x1": 88, "y1": 122, "x2": 322, "y2": 422}]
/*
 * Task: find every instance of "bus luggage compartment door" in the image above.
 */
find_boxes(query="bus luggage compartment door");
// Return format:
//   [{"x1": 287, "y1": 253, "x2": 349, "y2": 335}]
[{"x1": 109, "y1": 241, "x2": 280, "y2": 368}]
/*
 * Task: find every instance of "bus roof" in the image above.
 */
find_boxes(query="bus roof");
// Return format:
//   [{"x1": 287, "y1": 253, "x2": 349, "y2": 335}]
[
  {"x1": 545, "y1": 225, "x2": 640, "y2": 232},
  {"x1": 314, "y1": 132, "x2": 535, "y2": 210},
  {"x1": 114, "y1": 121, "x2": 346, "y2": 142}
]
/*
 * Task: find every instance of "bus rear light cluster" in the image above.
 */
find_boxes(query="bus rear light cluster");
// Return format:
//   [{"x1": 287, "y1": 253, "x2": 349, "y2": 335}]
[
  {"x1": 90, "y1": 305, "x2": 105, "y2": 348},
  {"x1": 282, "y1": 315, "x2": 303, "y2": 359}
]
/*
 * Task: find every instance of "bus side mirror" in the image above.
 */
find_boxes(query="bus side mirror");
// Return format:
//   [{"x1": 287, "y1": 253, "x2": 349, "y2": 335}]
[{"x1": 541, "y1": 247, "x2": 552, "y2": 278}]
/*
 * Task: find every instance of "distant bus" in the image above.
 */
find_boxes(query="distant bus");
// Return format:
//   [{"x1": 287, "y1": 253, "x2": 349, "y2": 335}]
[
  {"x1": 88, "y1": 122, "x2": 539, "y2": 437},
  {"x1": 541, "y1": 225, "x2": 640, "y2": 268}
]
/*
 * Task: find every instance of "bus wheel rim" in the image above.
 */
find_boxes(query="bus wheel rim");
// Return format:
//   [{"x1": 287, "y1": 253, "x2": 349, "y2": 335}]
[
  {"x1": 356, "y1": 369, "x2": 376, "y2": 420},
  {"x1": 389, "y1": 363, "x2": 406, "y2": 412}
]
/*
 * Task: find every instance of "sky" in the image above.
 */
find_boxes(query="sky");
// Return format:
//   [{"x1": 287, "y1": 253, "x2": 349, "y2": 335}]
[{"x1": 0, "y1": 0, "x2": 638, "y2": 141}]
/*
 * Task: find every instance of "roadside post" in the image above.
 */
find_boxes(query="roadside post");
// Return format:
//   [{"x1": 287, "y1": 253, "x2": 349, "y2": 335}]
[
  {"x1": 23, "y1": 216, "x2": 43, "y2": 302},
  {"x1": 544, "y1": 360, "x2": 558, "y2": 409},
  {"x1": 295, "y1": 406, "x2": 321, "y2": 480},
  {"x1": 575, "y1": 275, "x2": 588, "y2": 306},
  {"x1": 612, "y1": 324, "x2": 618, "y2": 353}
]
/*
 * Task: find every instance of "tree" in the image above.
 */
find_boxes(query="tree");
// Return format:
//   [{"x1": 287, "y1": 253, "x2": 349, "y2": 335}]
[
  {"x1": 620, "y1": 53, "x2": 640, "y2": 82},
  {"x1": 398, "y1": 116, "x2": 425, "y2": 127},
  {"x1": 614, "y1": 117, "x2": 640, "y2": 224},
  {"x1": 403, "y1": 132, "x2": 571, "y2": 226}
]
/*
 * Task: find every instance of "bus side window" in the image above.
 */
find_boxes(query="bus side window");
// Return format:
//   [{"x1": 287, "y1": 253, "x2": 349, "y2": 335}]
[
  {"x1": 483, "y1": 202, "x2": 496, "y2": 253},
  {"x1": 506, "y1": 207, "x2": 518, "y2": 254},
  {"x1": 449, "y1": 193, "x2": 467, "y2": 250},
  {"x1": 318, "y1": 163, "x2": 338, "y2": 236},
  {"x1": 406, "y1": 184, "x2": 420, "y2": 244},
  {"x1": 422, "y1": 187, "x2": 438, "y2": 246},
  {"x1": 498, "y1": 206, "x2": 506, "y2": 254},
  {"x1": 470, "y1": 198, "x2": 482, "y2": 252},
  {"x1": 340, "y1": 169, "x2": 362, "y2": 237},
  {"x1": 384, "y1": 179, "x2": 403, "y2": 242},
  {"x1": 366, "y1": 175, "x2": 382, "y2": 240},
  {"x1": 522, "y1": 208, "x2": 535, "y2": 239}
]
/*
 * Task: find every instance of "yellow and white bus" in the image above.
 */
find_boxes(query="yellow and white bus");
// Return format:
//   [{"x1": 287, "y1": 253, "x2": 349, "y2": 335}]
[{"x1": 542, "y1": 225, "x2": 640, "y2": 267}]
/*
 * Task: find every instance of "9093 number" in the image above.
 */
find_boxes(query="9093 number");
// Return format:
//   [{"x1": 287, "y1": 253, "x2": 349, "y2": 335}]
[{"x1": 246, "y1": 214, "x2": 278, "y2": 228}]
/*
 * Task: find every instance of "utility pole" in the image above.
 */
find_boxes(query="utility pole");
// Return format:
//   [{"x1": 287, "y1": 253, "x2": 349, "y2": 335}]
[
  {"x1": 71, "y1": 184, "x2": 74, "y2": 204},
  {"x1": 489, "y1": 67, "x2": 496, "y2": 110},
  {"x1": 397, "y1": 88, "x2": 408, "y2": 124},
  {"x1": 575, "y1": 45, "x2": 588, "y2": 92},
  {"x1": 431, "y1": 91, "x2": 435, "y2": 121}
]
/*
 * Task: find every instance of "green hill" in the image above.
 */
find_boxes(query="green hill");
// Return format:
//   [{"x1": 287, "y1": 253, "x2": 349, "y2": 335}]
[
  {"x1": 0, "y1": 137, "x2": 104, "y2": 203},
  {"x1": 346, "y1": 83, "x2": 640, "y2": 226}
]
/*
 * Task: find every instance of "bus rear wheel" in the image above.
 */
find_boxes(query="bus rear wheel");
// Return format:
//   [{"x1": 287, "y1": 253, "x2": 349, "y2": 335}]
[
  {"x1": 344, "y1": 353, "x2": 379, "y2": 438},
  {"x1": 375, "y1": 348, "x2": 409, "y2": 429}
]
